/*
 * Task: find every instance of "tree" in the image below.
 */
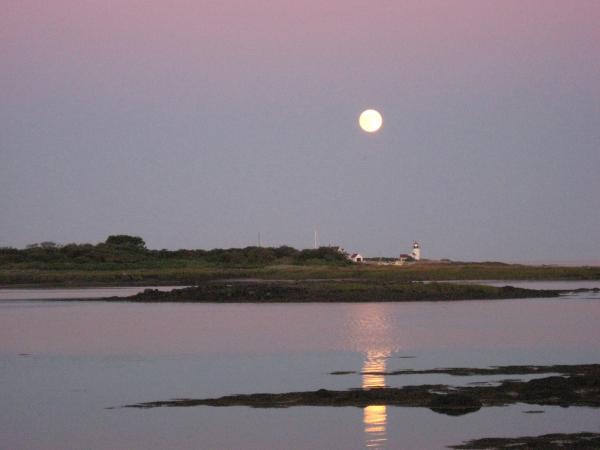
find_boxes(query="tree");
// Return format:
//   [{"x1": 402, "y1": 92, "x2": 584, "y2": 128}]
[{"x1": 105, "y1": 235, "x2": 146, "y2": 250}]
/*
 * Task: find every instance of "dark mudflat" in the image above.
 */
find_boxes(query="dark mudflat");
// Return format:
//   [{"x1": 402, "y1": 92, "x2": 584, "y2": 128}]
[
  {"x1": 122, "y1": 386, "x2": 483, "y2": 415},
  {"x1": 99, "y1": 281, "x2": 562, "y2": 303},
  {"x1": 332, "y1": 363, "x2": 600, "y2": 377},
  {"x1": 120, "y1": 364, "x2": 600, "y2": 415},
  {"x1": 449, "y1": 432, "x2": 600, "y2": 449}
]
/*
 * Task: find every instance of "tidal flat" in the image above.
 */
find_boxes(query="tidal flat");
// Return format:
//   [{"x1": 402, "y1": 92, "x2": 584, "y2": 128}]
[
  {"x1": 121, "y1": 363, "x2": 600, "y2": 413},
  {"x1": 109, "y1": 280, "x2": 565, "y2": 303},
  {"x1": 449, "y1": 432, "x2": 600, "y2": 449}
]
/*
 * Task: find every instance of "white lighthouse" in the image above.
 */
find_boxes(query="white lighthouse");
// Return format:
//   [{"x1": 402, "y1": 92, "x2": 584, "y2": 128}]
[{"x1": 411, "y1": 241, "x2": 421, "y2": 261}]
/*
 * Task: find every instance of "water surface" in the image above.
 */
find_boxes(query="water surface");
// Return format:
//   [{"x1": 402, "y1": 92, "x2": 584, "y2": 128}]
[
  {"x1": 1, "y1": 284, "x2": 599, "y2": 449},
  {"x1": 0, "y1": 285, "x2": 185, "y2": 300}
]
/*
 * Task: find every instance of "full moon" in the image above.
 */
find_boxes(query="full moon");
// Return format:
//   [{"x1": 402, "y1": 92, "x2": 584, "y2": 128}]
[{"x1": 359, "y1": 109, "x2": 383, "y2": 133}]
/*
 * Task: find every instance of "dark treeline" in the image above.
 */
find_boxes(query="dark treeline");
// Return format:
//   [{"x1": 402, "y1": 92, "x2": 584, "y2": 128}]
[{"x1": 0, "y1": 235, "x2": 349, "y2": 269}]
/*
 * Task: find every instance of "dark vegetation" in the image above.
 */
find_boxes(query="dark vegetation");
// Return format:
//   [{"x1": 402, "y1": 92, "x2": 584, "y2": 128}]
[
  {"x1": 0, "y1": 235, "x2": 347, "y2": 269},
  {"x1": 120, "y1": 364, "x2": 600, "y2": 415},
  {"x1": 2, "y1": 235, "x2": 599, "y2": 286},
  {"x1": 0, "y1": 235, "x2": 350, "y2": 285},
  {"x1": 113, "y1": 281, "x2": 560, "y2": 303}
]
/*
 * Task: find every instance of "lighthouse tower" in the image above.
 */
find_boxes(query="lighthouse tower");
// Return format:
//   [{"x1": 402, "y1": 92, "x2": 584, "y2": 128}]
[{"x1": 411, "y1": 241, "x2": 421, "y2": 261}]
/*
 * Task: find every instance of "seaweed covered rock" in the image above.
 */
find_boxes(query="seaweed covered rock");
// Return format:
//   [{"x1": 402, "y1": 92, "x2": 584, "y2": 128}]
[{"x1": 429, "y1": 393, "x2": 482, "y2": 416}]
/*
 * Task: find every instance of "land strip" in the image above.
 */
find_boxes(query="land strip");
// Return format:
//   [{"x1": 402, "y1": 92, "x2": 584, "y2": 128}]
[
  {"x1": 94, "y1": 281, "x2": 565, "y2": 303},
  {"x1": 2, "y1": 262, "x2": 600, "y2": 287},
  {"x1": 331, "y1": 363, "x2": 600, "y2": 377},
  {"x1": 449, "y1": 432, "x2": 600, "y2": 449},
  {"x1": 121, "y1": 364, "x2": 600, "y2": 415}
]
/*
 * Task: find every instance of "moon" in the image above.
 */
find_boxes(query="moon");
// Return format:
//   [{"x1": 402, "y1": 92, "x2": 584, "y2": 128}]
[{"x1": 359, "y1": 109, "x2": 383, "y2": 133}]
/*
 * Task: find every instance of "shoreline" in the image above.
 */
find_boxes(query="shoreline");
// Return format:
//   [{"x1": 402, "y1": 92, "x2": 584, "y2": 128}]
[
  {"x1": 2, "y1": 262, "x2": 600, "y2": 287},
  {"x1": 120, "y1": 363, "x2": 600, "y2": 412},
  {"x1": 102, "y1": 281, "x2": 567, "y2": 303},
  {"x1": 117, "y1": 362, "x2": 600, "y2": 447},
  {"x1": 3, "y1": 277, "x2": 600, "y2": 290},
  {"x1": 450, "y1": 433, "x2": 600, "y2": 449},
  {"x1": 3, "y1": 280, "x2": 598, "y2": 303}
]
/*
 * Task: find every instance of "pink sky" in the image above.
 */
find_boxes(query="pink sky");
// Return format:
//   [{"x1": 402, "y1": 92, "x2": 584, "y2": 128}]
[{"x1": 4, "y1": 1, "x2": 599, "y2": 99}]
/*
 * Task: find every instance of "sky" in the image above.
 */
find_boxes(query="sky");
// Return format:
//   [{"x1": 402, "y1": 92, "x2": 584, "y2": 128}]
[{"x1": 1, "y1": 0, "x2": 599, "y2": 262}]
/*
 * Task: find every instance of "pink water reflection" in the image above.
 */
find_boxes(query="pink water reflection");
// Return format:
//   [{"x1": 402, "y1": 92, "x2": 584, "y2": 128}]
[{"x1": 2, "y1": 298, "x2": 600, "y2": 356}]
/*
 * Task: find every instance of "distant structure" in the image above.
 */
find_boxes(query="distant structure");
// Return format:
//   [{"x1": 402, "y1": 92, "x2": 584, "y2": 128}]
[
  {"x1": 340, "y1": 242, "x2": 421, "y2": 265},
  {"x1": 398, "y1": 253, "x2": 411, "y2": 263},
  {"x1": 329, "y1": 246, "x2": 361, "y2": 263},
  {"x1": 349, "y1": 253, "x2": 364, "y2": 263},
  {"x1": 398, "y1": 241, "x2": 422, "y2": 264},
  {"x1": 411, "y1": 241, "x2": 421, "y2": 261}
]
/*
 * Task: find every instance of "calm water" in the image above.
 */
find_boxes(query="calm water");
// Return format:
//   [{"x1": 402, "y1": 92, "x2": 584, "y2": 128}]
[
  {"x1": 0, "y1": 285, "x2": 185, "y2": 300},
  {"x1": 1, "y1": 282, "x2": 600, "y2": 449}
]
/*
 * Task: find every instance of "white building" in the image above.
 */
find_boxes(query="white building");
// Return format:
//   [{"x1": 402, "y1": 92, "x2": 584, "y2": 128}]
[
  {"x1": 349, "y1": 253, "x2": 364, "y2": 263},
  {"x1": 398, "y1": 242, "x2": 422, "y2": 263},
  {"x1": 411, "y1": 241, "x2": 421, "y2": 261}
]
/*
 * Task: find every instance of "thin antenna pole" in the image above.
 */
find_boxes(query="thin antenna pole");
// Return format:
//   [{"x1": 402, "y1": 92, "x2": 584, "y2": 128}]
[
  {"x1": 314, "y1": 229, "x2": 319, "y2": 249},
  {"x1": 258, "y1": 232, "x2": 261, "y2": 247}
]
